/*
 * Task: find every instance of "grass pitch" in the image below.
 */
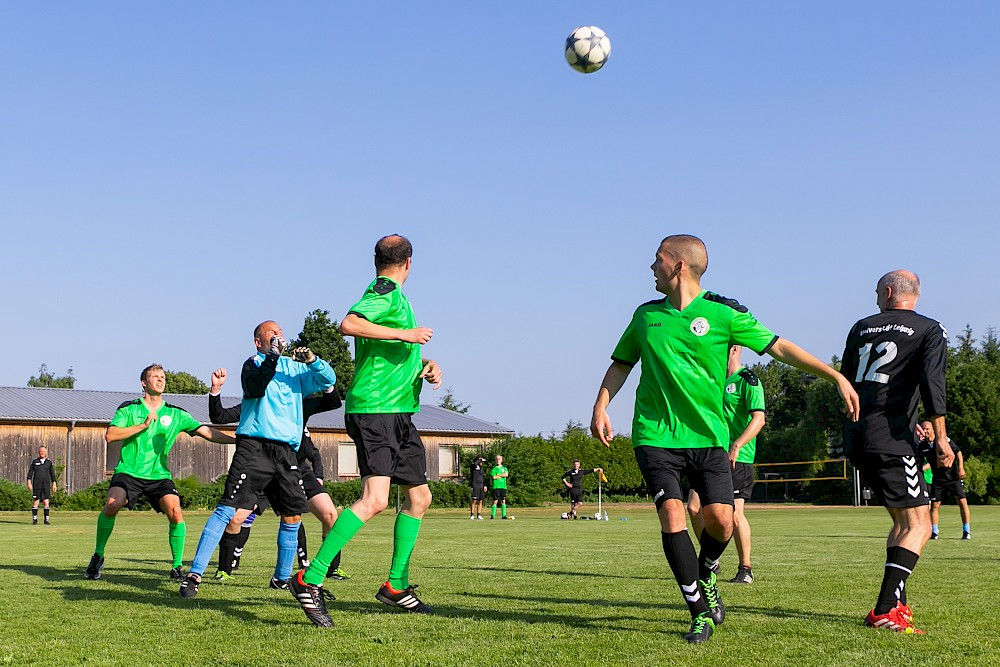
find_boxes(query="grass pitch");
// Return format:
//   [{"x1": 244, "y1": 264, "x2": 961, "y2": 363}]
[{"x1": 0, "y1": 505, "x2": 996, "y2": 666}]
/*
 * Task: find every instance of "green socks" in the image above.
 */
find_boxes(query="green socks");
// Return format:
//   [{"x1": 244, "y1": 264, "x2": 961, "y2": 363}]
[
  {"x1": 168, "y1": 522, "x2": 186, "y2": 568},
  {"x1": 388, "y1": 512, "x2": 422, "y2": 590},
  {"x1": 491, "y1": 505, "x2": 496, "y2": 519},
  {"x1": 95, "y1": 512, "x2": 116, "y2": 557},
  {"x1": 304, "y1": 509, "x2": 364, "y2": 586},
  {"x1": 502, "y1": 504, "x2": 507, "y2": 519}
]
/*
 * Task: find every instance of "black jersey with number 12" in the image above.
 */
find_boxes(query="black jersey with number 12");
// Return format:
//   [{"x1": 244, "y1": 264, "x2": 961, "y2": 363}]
[{"x1": 841, "y1": 309, "x2": 947, "y2": 457}]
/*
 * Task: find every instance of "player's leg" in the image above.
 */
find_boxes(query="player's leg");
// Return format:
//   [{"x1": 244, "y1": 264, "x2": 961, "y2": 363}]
[
  {"x1": 930, "y1": 500, "x2": 940, "y2": 539},
  {"x1": 156, "y1": 490, "x2": 186, "y2": 578},
  {"x1": 958, "y1": 497, "x2": 971, "y2": 538},
  {"x1": 730, "y1": 498, "x2": 753, "y2": 582},
  {"x1": 42, "y1": 498, "x2": 51, "y2": 524},
  {"x1": 308, "y1": 492, "x2": 347, "y2": 579},
  {"x1": 86, "y1": 483, "x2": 128, "y2": 578},
  {"x1": 32, "y1": 497, "x2": 39, "y2": 524},
  {"x1": 215, "y1": 513, "x2": 248, "y2": 579},
  {"x1": 686, "y1": 490, "x2": 705, "y2": 540},
  {"x1": 491, "y1": 492, "x2": 498, "y2": 519}
]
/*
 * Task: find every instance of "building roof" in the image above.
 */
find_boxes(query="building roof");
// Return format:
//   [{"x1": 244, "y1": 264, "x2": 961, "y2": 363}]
[{"x1": 0, "y1": 386, "x2": 514, "y2": 436}]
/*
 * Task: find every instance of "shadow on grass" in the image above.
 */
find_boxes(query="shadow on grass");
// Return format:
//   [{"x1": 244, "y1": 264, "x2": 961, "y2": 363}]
[
  {"x1": 0, "y1": 563, "x2": 282, "y2": 625},
  {"x1": 423, "y1": 564, "x2": 659, "y2": 581}
]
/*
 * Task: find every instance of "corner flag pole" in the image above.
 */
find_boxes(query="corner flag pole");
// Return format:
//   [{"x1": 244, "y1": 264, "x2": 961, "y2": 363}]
[{"x1": 598, "y1": 476, "x2": 602, "y2": 518}]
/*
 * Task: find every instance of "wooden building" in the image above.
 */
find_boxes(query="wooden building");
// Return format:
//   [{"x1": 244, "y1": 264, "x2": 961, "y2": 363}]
[{"x1": 0, "y1": 386, "x2": 513, "y2": 493}]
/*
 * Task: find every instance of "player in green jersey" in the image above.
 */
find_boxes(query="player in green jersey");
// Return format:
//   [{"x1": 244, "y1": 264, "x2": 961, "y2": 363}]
[
  {"x1": 687, "y1": 345, "x2": 766, "y2": 584},
  {"x1": 591, "y1": 234, "x2": 859, "y2": 643},
  {"x1": 490, "y1": 454, "x2": 509, "y2": 519},
  {"x1": 84, "y1": 364, "x2": 234, "y2": 581},
  {"x1": 290, "y1": 235, "x2": 443, "y2": 626}
]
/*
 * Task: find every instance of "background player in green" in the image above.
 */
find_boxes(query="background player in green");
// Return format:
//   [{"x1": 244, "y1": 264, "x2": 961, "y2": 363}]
[
  {"x1": 291, "y1": 234, "x2": 443, "y2": 626},
  {"x1": 84, "y1": 364, "x2": 234, "y2": 580},
  {"x1": 687, "y1": 345, "x2": 766, "y2": 584},
  {"x1": 490, "y1": 454, "x2": 509, "y2": 519},
  {"x1": 590, "y1": 235, "x2": 859, "y2": 643}
]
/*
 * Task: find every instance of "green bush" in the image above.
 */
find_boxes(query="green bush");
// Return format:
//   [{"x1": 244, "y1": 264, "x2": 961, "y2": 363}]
[
  {"x1": 963, "y1": 456, "x2": 990, "y2": 501},
  {"x1": 0, "y1": 479, "x2": 33, "y2": 511},
  {"x1": 60, "y1": 481, "x2": 110, "y2": 511},
  {"x1": 322, "y1": 479, "x2": 473, "y2": 509}
]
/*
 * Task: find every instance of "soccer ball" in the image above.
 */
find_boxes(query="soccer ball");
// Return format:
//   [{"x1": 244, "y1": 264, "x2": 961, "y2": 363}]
[
  {"x1": 509, "y1": 516, "x2": 515, "y2": 521},
  {"x1": 594, "y1": 512, "x2": 602, "y2": 520},
  {"x1": 560, "y1": 512, "x2": 569, "y2": 519},
  {"x1": 565, "y1": 26, "x2": 611, "y2": 74}
]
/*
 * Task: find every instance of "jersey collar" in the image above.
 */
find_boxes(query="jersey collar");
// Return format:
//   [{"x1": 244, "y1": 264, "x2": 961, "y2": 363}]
[
  {"x1": 663, "y1": 289, "x2": 707, "y2": 313},
  {"x1": 725, "y1": 365, "x2": 745, "y2": 383}
]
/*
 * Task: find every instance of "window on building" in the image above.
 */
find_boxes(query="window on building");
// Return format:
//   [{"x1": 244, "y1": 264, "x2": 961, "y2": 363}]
[
  {"x1": 438, "y1": 444, "x2": 459, "y2": 477},
  {"x1": 338, "y1": 442, "x2": 359, "y2": 477}
]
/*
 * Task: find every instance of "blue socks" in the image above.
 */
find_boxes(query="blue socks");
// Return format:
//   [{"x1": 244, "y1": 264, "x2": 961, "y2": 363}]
[
  {"x1": 931, "y1": 523, "x2": 938, "y2": 535},
  {"x1": 962, "y1": 522, "x2": 970, "y2": 533},
  {"x1": 274, "y1": 520, "x2": 301, "y2": 581},
  {"x1": 190, "y1": 505, "x2": 237, "y2": 576}
]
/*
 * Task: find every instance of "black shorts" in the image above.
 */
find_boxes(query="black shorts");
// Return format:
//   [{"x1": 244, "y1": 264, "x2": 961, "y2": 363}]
[
  {"x1": 492, "y1": 488, "x2": 507, "y2": 502},
  {"x1": 300, "y1": 470, "x2": 328, "y2": 501},
  {"x1": 569, "y1": 489, "x2": 583, "y2": 504},
  {"x1": 345, "y1": 413, "x2": 428, "y2": 486},
  {"x1": 221, "y1": 437, "x2": 308, "y2": 516},
  {"x1": 634, "y1": 446, "x2": 734, "y2": 509},
  {"x1": 732, "y1": 462, "x2": 755, "y2": 500},
  {"x1": 470, "y1": 486, "x2": 485, "y2": 501},
  {"x1": 32, "y1": 487, "x2": 52, "y2": 501},
  {"x1": 853, "y1": 452, "x2": 929, "y2": 508},
  {"x1": 109, "y1": 473, "x2": 178, "y2": 513},
  {"x1": 930, "y1": 478, "x2": 966, "y2": 503}
]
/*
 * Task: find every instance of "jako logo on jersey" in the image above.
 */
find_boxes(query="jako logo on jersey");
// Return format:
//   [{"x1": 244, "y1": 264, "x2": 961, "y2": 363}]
[
  {"x1": 690, "y1": 317, "x2": 710, "y2": 336},
  {"x1": 160, "y1": 415, "x2": 172, "y2": 427},
  {"x1": 726, "y1": 383, "x2": 737, "y2": 394}
]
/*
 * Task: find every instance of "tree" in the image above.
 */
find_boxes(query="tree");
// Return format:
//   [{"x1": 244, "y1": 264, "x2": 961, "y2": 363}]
[
  {"x1": 288, "y1": 309, "x2": 355, "y2": 396},
  {"x1": 28, "y1": 364, "x2": 75, "y2": 389},
  {"x1": 164, "y1": 370, "x2": 209, "y2": 394},
  {"x1": 439, "y1": 387, "x2": 471, "y2": 414}
]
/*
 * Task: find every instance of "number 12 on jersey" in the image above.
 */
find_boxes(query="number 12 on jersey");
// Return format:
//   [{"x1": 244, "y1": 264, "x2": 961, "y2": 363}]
[{"x1": 855, "y1": 341, "x2": 897, "y2": 384}]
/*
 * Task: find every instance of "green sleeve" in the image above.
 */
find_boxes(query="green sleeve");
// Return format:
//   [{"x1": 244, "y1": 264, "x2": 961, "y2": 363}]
[
  {"x1": 176, "y1": 409, "x2": 203, "y2": 434},
  {"x1": 109, "y1": 407, "x2": 131, "y2": 428},
  {"x1": 611, "y1": 311, "x2": 641, "y2": 366},
  {"x1": 348, "y1": 289, "x2": 393, "y2": 324},
  {"x1": 744, "y1": 378, "x2": 765, "y2": 413},
  {"x1": 730, "y1": 310, "x2": 778, "y2": 355}
]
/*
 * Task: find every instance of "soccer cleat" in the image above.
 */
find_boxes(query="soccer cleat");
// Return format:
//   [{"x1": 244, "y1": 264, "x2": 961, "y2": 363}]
[
  {"x1": 84, "y1": 554, "x2": 105, "y2": 580},
  {"x1": 729, "y1": 566, "x2": 754, "y2": 584},
  {"x1": 376, "y1": 581, "x2": 434, "y2": 614},
  {"x1": 469, "y1": 515, "x2": 475, "y2": 520},
  {"x1": 213, "y1": 570, "x2": 234, "y2": 582},
  {"x1": 44, "y1": 518, "x2": 51, "y2": 525},
  {"x1": 179, "y1": 573, "x2": 200, "y2": 598},
  {"x1": 962, "y1": 532, "x2": 971, "y2": 540},
  {"x1": 684, "y1": 611, "x2": 715, "y2": 643},
  {"x1": 328, "y1": 566, "x2": 351, "y2": 581},
  {"x1": 699, "y1": 572, "x2": 725, "y2": 626},
  {"x1": 929, "y1": 532, "x2": 939, "y2": 540},
  {"x1": 864, "y1": 606, "x2": 925, "y2": 634},
  {"x1": 288, "y1": 570, "x2": 334, "y2": 627},
  {"x1": 476, "y1": 515, "x2": 483, "y2": 520},
  {"x1": 169, "y1": 566, "x2": 184, "y2": 581},
  {"x1": 269, "y1": 577, "x2": 290, "y2": 590},
  {"x1": 709, "y1": 560, "x2": 722, "y2": 576}
]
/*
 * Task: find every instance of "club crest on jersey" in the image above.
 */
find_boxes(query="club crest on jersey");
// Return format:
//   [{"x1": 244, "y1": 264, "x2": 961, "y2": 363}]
[
  {"x1": 690, "y1": 317, "x2": 710, "y2": 337},
  {"x1": 159, "y1": 415, "x2": 172, "y2": 427},
  {"x1": 725, "y1": 383, "x2": 737, "y2": 394}
]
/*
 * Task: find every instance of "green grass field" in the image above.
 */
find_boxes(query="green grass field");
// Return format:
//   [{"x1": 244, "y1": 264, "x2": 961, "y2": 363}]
[{"x1": 1, "y1": 505, "x2": 996, "y2": 666}]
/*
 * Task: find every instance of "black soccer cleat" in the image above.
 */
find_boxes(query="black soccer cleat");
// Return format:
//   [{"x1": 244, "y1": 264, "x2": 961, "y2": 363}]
[
  {"x1": 699, "y1": 572, "x2": 725, "y2": 626},
  {"x1": 269, "y1": 577, "x2": 290, "y2": 590},
  {"x1": 962, "y1": 532, "x2": 971, "y2": 540},
  {"x1": 729, "y1": 566, "x2": 754, "y2": 584},
  {"x1": 709, "y1": 560, "x2": 722, "y2": 576},
  {"x1": 84, "y1": 553, "x2": 105, "y2": 580},
  {"x1": 375, "y1": 581, "x2": 434, "y2": 614},
  {"x1": 684, "y1": 612, "x2": 715, "y2": 643},
  {"x1": 179, "y1": 573, "x2": 200, "y2": 598},
  {"x1": 930, "y1": 532, "x2": 939, "y2": 540},
  {"x1": 288, "y1": 570, "x2": 334, "y2": 627},
  {"x1": 169, "y1": 566, "x2": 184, "y2": 581}
]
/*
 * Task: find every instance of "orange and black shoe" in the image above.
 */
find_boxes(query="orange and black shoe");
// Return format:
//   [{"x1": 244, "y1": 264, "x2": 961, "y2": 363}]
[
  {"x1": 288, "y1": 570, "x2": 334, "y2": 627},
  {"x1": 375, "y1": 581, "x2": 434, "y2": 614},
  {"x1": 864, "y1": 605, "x2": 925, "y2": 635}
]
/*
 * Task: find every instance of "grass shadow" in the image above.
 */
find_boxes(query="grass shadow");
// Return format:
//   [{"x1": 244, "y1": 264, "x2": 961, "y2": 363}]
[{"x1": 423, "y1": 564, "x2": 659, "y2": 581}]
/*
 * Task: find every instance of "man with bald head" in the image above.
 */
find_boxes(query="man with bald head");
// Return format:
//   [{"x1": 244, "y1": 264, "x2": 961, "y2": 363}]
[
  {"x1": 841, "y1": 270, "x2": 952, "y2": 634},
  {"x1": 592, "y1": 234, "x2": 859, "y2": 643},
  {"x1": 181, "y1": 320, "x2": 337, "y2": 598}
]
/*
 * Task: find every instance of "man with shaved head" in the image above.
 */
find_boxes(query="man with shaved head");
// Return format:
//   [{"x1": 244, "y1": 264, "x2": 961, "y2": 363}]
[
  {"x1": 591, "y1": 234, "x2": 859, "y2": 643},
  {"x1": 841, "y1": 270, "x2": 952, "y2": 634}
]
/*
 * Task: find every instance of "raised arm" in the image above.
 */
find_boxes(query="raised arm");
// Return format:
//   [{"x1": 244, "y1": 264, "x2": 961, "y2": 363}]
[
  {"x1": 341, "y1": 313, "x2": 433, "y2": 344},
  {"x1": 591, "y1": 361, "x2": 633, "y2": 447},
  {"x1": 767, "y1": 338, "x2": 859, "y2": 422},
  {"x1": 241, "y1": 354, "x2": 280, "y2": 399},
  {"x1": 192, "y1": 425, "x2": 236, "y2": 444}
]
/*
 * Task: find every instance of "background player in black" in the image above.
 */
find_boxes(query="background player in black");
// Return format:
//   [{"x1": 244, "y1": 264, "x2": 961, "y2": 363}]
[
  {"x1": 920, "y1": 420, "x2": 971, "y2": 540},
  {"x1": 27, "y1": 446, "x2": 56, "y2": 525},
  {"x1": 841, "y1": 270, "x2": 954, "y2": 633},
  {"x1": 469, "y1": 457, "x2": 487, "y2": 520},
  {"x1": 561, "y1": 460, "x2": 602, "y2": 519}
]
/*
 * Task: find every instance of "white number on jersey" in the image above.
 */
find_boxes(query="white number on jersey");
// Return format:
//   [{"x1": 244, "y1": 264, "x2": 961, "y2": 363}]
[{"x1": 855, "y1": 341, "x2": 898, "y2": 384}]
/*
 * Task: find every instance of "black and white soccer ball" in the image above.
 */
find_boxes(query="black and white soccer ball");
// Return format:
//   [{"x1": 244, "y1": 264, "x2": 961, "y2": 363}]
[{"x1": 565, "y1": 26, "x2": 611, "y2": 74}]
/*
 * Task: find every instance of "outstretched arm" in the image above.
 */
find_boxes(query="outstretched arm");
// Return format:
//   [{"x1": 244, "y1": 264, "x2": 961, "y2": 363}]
[
  {"x1": 767, "y1": 338, "x2": 859, "y2": 422},
  {"x1": 590, "y1": 361, "x2": 633, "y2": 446},
  {"x1": 192, "y1": 425, "x2": 236, "y2": 444}
]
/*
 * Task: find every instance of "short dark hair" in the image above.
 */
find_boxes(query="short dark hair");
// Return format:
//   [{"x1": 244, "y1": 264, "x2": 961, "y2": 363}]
[
  {"x1": 140, "y1": 364, "x2": 164, "y2": 383},
  {"x1": 573, "y1": 459, "x2": 580, "y2": 464},
  {"x1": 374, "y1": 235, "x2": 412, "y2": 270}
]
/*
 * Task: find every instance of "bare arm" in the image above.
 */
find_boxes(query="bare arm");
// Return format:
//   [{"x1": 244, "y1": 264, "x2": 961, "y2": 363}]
[
  {"x1": 193, "y1": 425, "x2": 236, "y2": 444},
  {"x1": 957, "y1": 451, "x2": 965, "y2": 479},
  {"x1": 767, "y1": 338, "x2": 860, "y2": 422},
  {"x1": 590, "y1": 361, "x2": 633, "y2": 447},
  {"x1": 927, "y1": 415, "x2": 954, "y2": 468},
  {"x1": 728, "y1": 412, "x2": 766, "y2": 467},
  {"x1": 341, "y1": 313, "x2": 433, "y2": 344},
  {"x1": 106, "y1": 415, "x2": 155, "y2": 444},
  {"x1": 419, "y1": 358, "x2": 443, "y2": 389}
]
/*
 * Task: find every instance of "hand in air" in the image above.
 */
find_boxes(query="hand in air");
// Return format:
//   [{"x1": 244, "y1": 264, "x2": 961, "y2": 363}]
[
  {"x1": 269, "y1": 335, "x2": 288, "y2": 356},
  {"x1": 292, "y1": 347, "x2": 316, "y2": 364},
  {"x1": 211, "y1": 368, "x2": 227, "y2": 392},
  {"x1": 590, "y1": 411, "x2": 614, "y2": 448}
]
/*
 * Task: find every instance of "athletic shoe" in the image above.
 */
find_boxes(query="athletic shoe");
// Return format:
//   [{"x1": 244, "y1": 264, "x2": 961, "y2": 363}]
[
  {"x1": 179, "y1": 573, "x2": 200, "y2": 598},
  {"x1": 288, "y1": 570, "x2": 334, "y2": 627},
  {"x1": 169, "y1": 566, "x2": 184, "y2": 581},
  {"x1": 84, "y1": 553, "x2": 105, "y2": 580},
  {"x1": 469, "y1": 515, "x2": 475, "y2": 520},
  {"x1": 44, "y1": 518, "x2": 51, "y2": 525},
  {"x1": 930, "y1": 532, "x2": 939, "y2": 540},
  {"x1": 375, "y1": 581, "x2": 434, "y2": 614},
  {"x1": 269, "y1": 577, "x2": 289, "y2": 590},
  {"x1": 729, "y1": 566, "x2": 754, "y2": 584},
  {"x1": 213, "y1": 570, "x2": 234, "y2": 582},
  {"x1": 232, "y1": 555, "x2": 241, "y2": 571},
  {"x1": 476, "y1": 515, "x2": 483, "y2": 520},
  {"x1": 864, "y1": 606, "x2": 924, "y2": 634},
  {"x1": 895, "y1": 601, "x2": 914, "y2": 624},
  {"x1": 699, "y1": 572, "x2": 725, "y2": 626},
  {"x1": 962, "y1": 532, "x2": 971, "y2": 540},
  {"x1": 328, "y1": 566, "x2": 351, "y2": 581},
  {"x1": 684, "y1": 612, "x2": 715, "y2": 643},
  {"x1": 709, "y1": 560, "x2": 722, "y2": 576},
  {"x1": 32, "y1": 519, "x2": 37, "y2": 525},
  {"x1": 320, "y1": 588, "x2": 337, "y2": 603}
]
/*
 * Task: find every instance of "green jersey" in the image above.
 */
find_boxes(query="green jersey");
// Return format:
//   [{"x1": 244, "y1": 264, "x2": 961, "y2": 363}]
[
  {"x1": 724, "y1": 366, "x2": 766, "y2": 463},
  {"x1": 345, "y1": 276, "x2": 423, "y2": 414},
  {"x1": 109, "y1": 398, "x2": 203, "y2": 480},
  {"x1": 491, "y1": 465, "x2": 509, "y2": 489},
  {"x1": 611, "y1": 290, "x2": 777, "y2": 450}
]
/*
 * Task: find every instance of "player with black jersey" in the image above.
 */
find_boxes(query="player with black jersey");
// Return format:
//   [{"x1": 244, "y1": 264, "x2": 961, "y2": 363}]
[
  {"x1": 27, "y1": 446, "x2": 57, "y2": 525},
  {"x1": 561, "y1": 460, "x2": 602, "y2": 519},
  {"x1": 469, "y1": 457, "x2": 487, "y2": 520},
  {"x1": 841, "y1": 270, "x2": 953, "y2": 634},
  {"x1": 920, "y1": 420, "x2": 971, "y2": 540}
]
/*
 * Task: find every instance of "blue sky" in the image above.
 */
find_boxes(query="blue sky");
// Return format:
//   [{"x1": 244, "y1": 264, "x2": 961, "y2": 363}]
[{"x1": 2, "y1": 3, "x2": 997, "y2": 435}]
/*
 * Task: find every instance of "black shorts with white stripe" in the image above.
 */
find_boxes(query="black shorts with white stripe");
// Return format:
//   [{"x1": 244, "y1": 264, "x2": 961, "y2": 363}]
[{"x1": 853, "y1": 451, "x2": 929, "y2": 508}]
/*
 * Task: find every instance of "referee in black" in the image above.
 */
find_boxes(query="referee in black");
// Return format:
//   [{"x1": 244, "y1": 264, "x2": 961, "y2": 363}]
[
  {"x1": 562, "y1": 460, "x2": 603, "y2": 519},
  {"x1": 469, "y1": 457, "x2": 487, "y2": 520},
  {"x1": 27, "y1": 446, "x2": 57, "y2": 525}
]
